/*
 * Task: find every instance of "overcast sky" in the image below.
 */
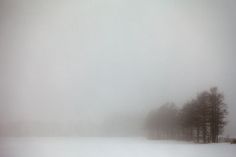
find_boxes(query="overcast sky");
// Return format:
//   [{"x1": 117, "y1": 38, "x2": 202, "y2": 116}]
[{"x1": 0, "y1": 0, "x2": 236, "y2": 136}]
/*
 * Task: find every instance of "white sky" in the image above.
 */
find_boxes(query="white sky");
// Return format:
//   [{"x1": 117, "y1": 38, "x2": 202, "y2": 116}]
[{"x1": 0, "y1": 0, "x2": 236, "y2": 136}]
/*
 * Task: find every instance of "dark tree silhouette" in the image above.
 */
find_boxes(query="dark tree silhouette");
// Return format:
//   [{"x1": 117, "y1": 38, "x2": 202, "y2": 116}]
[
  {"x1": 146, "y1": 103, "x2": 178, "y2": 139},
  {"x1": 208, "y1": 87, "x2": 228, "y2": 143},
  {"x1": 146, "y1": 87, "x2": 228, "y2": 143}
]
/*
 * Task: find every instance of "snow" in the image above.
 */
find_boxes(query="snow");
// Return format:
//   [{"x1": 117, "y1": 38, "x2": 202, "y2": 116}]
[{"x1": 1, "y1": 137, "x2": 235, "y2": 157}]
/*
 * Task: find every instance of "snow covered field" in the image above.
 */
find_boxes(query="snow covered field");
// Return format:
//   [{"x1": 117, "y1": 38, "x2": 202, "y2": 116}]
[{"x1": 1, "y1": 137, "x2": 235, "y2": 157}]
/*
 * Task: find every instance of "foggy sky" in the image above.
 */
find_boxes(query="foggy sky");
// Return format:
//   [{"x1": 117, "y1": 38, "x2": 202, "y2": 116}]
[{"x1": 0, "y1": 0, "x2": 236, "y2": 136}]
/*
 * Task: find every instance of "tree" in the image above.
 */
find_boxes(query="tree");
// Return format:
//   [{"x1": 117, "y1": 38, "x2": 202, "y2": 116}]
[
  {"x1": 196, "y1": 91, "x2": 211, "y2": 143},
  {"x1": 208, "y1": 87, "x2": 228, "y2": 143},
  {"x1": 146, "y1": 103, "x2": 178, "y2": 139},
  {"x1": 145, "y1": 87, "x2": 228, "y2": 143},
  {"x1": 181, "y1": 100, "x2": 197, "y2": 141}
]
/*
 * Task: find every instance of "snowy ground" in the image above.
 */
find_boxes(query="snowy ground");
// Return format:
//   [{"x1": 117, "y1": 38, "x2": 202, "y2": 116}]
[{"x1": 1, "y1": 137, "x2": 235, "y2": 157}]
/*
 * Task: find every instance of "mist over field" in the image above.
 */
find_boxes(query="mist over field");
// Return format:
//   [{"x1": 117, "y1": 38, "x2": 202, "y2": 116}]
[
  {"x1": 0, "y1": 0, "x2": 236, "y2": 138},
  {"x1": 1, "y1": 1, "x2": 236, "y2": 157}
]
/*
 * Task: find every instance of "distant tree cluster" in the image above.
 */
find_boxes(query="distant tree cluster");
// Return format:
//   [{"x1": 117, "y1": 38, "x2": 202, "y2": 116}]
[{"x1": 146, "y1": 87, "x2": 228, "y2": 143}]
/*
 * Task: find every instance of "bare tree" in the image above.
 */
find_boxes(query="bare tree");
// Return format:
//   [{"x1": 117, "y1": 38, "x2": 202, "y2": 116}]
[
  {"x1": 208, "y1": 87, "x2": 228, "y2": 143},
  {"x1": 146, "y1": 87, "x2": 228, "y2": 143}
]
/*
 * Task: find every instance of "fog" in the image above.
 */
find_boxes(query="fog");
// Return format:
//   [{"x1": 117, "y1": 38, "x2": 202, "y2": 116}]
[{"x1": 0, "y1": 0, "x2": 236, "y2": 136}]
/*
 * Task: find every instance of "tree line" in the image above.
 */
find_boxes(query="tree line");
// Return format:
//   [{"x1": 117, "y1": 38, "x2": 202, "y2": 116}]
[{"x1": 146, "y1": 87, "x2": 228, "y2": 143}]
